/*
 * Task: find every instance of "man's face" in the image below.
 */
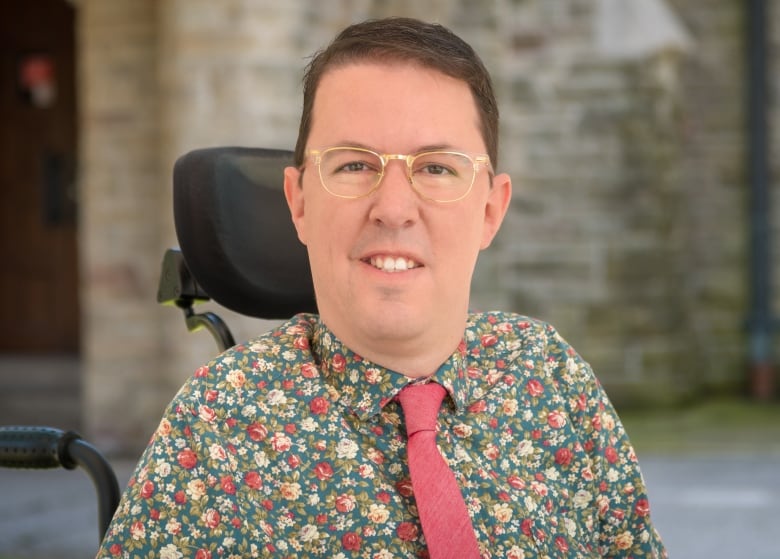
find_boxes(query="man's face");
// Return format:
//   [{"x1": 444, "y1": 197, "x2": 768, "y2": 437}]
[{"x1": 284, "y1": 62, "x2": 511, "y2": 371}]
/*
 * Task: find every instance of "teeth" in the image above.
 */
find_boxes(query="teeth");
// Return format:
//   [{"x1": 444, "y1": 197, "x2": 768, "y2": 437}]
[{"x1": 369, "y1": 256, "x2": 419, "y2": 272}]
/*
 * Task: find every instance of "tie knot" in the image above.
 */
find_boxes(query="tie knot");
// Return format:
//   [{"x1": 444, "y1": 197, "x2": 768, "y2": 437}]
[{"x1": 396, "y1": 382, "x2": 447, "y2": 437}]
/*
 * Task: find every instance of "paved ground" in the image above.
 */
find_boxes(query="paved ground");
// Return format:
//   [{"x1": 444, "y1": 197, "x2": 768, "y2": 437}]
[
  {"x1": 1, "y1": 451, "x2": 779, "y2": 558},
  {"x1": 640, "y1": 453, "x2": 780, "y2": 559},
  {"x1": 0, "y1": 459, "x2": 134, "y2": 559}
]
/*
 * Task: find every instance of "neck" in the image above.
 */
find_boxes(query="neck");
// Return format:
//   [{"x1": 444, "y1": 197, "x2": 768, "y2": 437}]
[
  {"x1": 363, "y1": 340, "x2": 461, "y2": 379},
  {"x1": 325, "y1": 318, "x2": 467, "y2": 379}
]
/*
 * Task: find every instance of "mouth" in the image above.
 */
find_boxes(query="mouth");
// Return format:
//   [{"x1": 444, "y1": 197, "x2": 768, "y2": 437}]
[{"x1": 365, "y1": 255, "x2": 422, "y2": 273}]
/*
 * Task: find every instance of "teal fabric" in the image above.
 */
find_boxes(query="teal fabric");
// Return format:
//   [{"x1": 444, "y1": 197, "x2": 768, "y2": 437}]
[{"x1": 98, "y1": 312, "x2": 666, "y2": 558}]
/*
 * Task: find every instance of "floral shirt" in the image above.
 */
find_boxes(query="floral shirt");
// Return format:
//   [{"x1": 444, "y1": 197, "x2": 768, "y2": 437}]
[{"x1": 98, "y1": 312, "x2": 666, "y2": 558}]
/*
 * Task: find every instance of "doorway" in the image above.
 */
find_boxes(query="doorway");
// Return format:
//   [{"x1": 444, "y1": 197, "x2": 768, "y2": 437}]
[{"x1": 0, "y1": 0, "x2": 80, "y2": 427}]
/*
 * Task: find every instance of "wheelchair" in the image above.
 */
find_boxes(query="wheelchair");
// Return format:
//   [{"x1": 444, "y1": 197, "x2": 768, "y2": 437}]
[{"x1": 0, "y1": 147, "x2": 315, "y2": 544}]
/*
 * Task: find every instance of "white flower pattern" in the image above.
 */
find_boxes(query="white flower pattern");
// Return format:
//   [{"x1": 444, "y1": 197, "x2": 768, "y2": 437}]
[{"x1": 97, "y1": 313, "x2": 666, "y2": 558}]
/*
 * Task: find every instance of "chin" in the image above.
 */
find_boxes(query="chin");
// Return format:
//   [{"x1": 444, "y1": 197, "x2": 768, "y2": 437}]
[{"x1": 357, "y1": 303, "x2": 426, "y2": 339}]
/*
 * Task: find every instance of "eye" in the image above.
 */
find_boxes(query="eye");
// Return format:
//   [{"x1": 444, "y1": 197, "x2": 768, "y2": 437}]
[
  {"x1": 413, "y1": 153, "x2": 465, "y2": 178},
  {"x1": 338, "y1": 160, "x2": 374, "y2": 173},
  {"x1": 322, "y1": 149, "x2": 382, "y2": 176},
  {"x1": 418, "y1": 163, "x2": 455, "y2": 176}
]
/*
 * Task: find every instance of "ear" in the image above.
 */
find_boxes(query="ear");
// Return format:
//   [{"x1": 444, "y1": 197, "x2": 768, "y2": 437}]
[
  {"x1": 480, "y1": 172, "x2": 512, "y2": 249},
  {"x1": 284, "y1": 166, "x2": 307, "y2": 245}
]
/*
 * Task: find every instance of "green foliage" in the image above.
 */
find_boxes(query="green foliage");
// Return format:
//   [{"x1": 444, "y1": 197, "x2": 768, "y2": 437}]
[{"x1": 620, "y1": 397, "x2": 780, "y2": 455}]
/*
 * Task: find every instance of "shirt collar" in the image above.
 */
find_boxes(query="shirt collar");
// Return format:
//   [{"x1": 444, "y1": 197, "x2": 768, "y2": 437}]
[{"x1": 309, "y1": 317, "x2": 477, "y2": 421}]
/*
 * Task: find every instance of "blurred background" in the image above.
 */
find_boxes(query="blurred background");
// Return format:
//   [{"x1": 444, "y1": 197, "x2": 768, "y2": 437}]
[{"x1": 0, "y1": 0, "x2": 778, "y2": 557}]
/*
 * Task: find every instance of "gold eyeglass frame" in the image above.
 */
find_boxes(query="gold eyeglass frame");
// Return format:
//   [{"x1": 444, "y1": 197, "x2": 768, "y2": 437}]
[{"x1": 305, "y1": 146, "x2": 492, "y2": 203}]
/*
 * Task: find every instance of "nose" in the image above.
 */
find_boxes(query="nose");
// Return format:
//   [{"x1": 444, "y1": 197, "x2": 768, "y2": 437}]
[{"x1": 367, "y1": 159, "x2": 420, "y2": 228}]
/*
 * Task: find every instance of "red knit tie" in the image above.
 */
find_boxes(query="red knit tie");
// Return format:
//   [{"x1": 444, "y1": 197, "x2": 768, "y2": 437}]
[{"x1": 396, "y1": 382, "x2": 480, "y2": 559}]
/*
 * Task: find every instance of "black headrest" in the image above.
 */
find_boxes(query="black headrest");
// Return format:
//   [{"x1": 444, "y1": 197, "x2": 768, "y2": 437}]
[{"x1": 172, "y1": 147, "x2": 316, "y2": 319}]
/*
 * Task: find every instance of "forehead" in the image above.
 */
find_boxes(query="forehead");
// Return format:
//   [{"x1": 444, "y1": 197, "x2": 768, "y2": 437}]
[{"x1": 308, "y1": 61, "x2": 483, "y2": 151}]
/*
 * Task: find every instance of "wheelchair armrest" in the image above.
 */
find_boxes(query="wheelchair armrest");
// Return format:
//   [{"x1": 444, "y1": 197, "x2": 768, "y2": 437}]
[{"x1": 0, "y1": 425, "x2": 121, "y2": 540}]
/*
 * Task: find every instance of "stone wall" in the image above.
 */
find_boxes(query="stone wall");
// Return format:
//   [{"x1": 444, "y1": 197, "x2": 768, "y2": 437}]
[
  {"x1": 471, "y1": 0, "x2": 750, "y2": 401},
  {"x1": 666, "y1": 0, "x2": 751, "y2": 391},
  {"x1": 472, "y1": 1, "x2": 699, "y2": 400},
  {"x1": 74, "y1": 0, "x2": 775, "y2": 454},
  {"x1": 78, "y1": 0, "x2": 165, "y2": 452}
]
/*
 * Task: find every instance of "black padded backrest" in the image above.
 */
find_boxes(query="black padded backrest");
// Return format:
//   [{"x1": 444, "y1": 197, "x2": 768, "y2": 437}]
[{"x1": 173, "y1": 147, "x2": 316, "y2": 318}]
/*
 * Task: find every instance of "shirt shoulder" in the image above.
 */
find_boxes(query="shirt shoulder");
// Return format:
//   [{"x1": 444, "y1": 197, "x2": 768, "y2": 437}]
[
  {"x1": 173, "y1": 313, "x2": 320, "y2": 409},
  {"x1": 466, "y1": 311, "x2": 597, "y2": 391},
  {"x1": 466, "y1": 310, "x2": 571, "y2": 357}
]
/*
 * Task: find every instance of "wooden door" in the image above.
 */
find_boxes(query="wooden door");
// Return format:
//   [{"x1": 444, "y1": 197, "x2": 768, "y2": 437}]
[{"x1": 0, "y1": 0, "x2": 78, "y2": 353}]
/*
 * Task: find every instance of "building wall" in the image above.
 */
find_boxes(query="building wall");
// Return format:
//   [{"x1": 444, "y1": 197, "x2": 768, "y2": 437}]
[
  {"x1": 473, "y1": 0, "x2": 702, "y2": 400},
  {"x1": 75, "y1": 0, "x2": 776, "y2": 454},
  {"x1": 666, "y1": 0, "x2": 751, "y2": 391},
  {"x1": 78, "y1": 0, "x2": 165, "y2": 451}
]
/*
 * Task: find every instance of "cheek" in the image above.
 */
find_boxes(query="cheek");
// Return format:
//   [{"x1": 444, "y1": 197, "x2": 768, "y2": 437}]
[
  {"x1": 306, "y1": 214, "x2": 335, "y2": 261},
  {"x1": 305, "y1": 203, "x2": 353, "y2": 269},
  {"x1": 448, "y1": 209, "x2": 487, "y2": 252},
  {"x1": 431, "y1": 214, "x2": 484, "y2": 279}
]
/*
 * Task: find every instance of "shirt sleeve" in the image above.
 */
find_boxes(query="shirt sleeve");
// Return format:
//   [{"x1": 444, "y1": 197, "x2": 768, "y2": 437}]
[
  {"x1": 546, "y1": 326, "x2": 667, "y2": 559},
  {"x1": 95, "y1": 373, "x2": 255, "y2": 558}
]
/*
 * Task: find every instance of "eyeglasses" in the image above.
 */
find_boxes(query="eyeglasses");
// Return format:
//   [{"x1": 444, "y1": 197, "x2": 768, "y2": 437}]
[{"x1": 305, "y1": 147, "x2": 492, "y2": 203}]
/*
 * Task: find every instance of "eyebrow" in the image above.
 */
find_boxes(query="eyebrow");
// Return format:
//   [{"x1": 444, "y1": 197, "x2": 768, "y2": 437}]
[{"x1": 327, "y1": 141, "x2": 460, "y2": 154}]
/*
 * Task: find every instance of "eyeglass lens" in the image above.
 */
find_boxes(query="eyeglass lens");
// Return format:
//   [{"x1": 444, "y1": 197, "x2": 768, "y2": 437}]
[{"x1": 318, "y1": 148, "x2": 475, "y2": 201}]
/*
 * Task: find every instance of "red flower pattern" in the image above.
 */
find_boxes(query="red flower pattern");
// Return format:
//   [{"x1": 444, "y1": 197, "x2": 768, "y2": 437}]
[{"x1": 97, "y1": 313, "x2": 666, "y2": 558}]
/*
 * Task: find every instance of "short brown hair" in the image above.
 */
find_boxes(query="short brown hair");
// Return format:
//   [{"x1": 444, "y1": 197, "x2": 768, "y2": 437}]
[{"x1": 294, "y1": 17, "x2": 499, "y2": 168}]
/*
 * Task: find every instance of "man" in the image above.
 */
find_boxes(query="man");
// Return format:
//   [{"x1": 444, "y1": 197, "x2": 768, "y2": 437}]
[{"x1": 98, "y1": 17, "x2": 666, "y2": 558}]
